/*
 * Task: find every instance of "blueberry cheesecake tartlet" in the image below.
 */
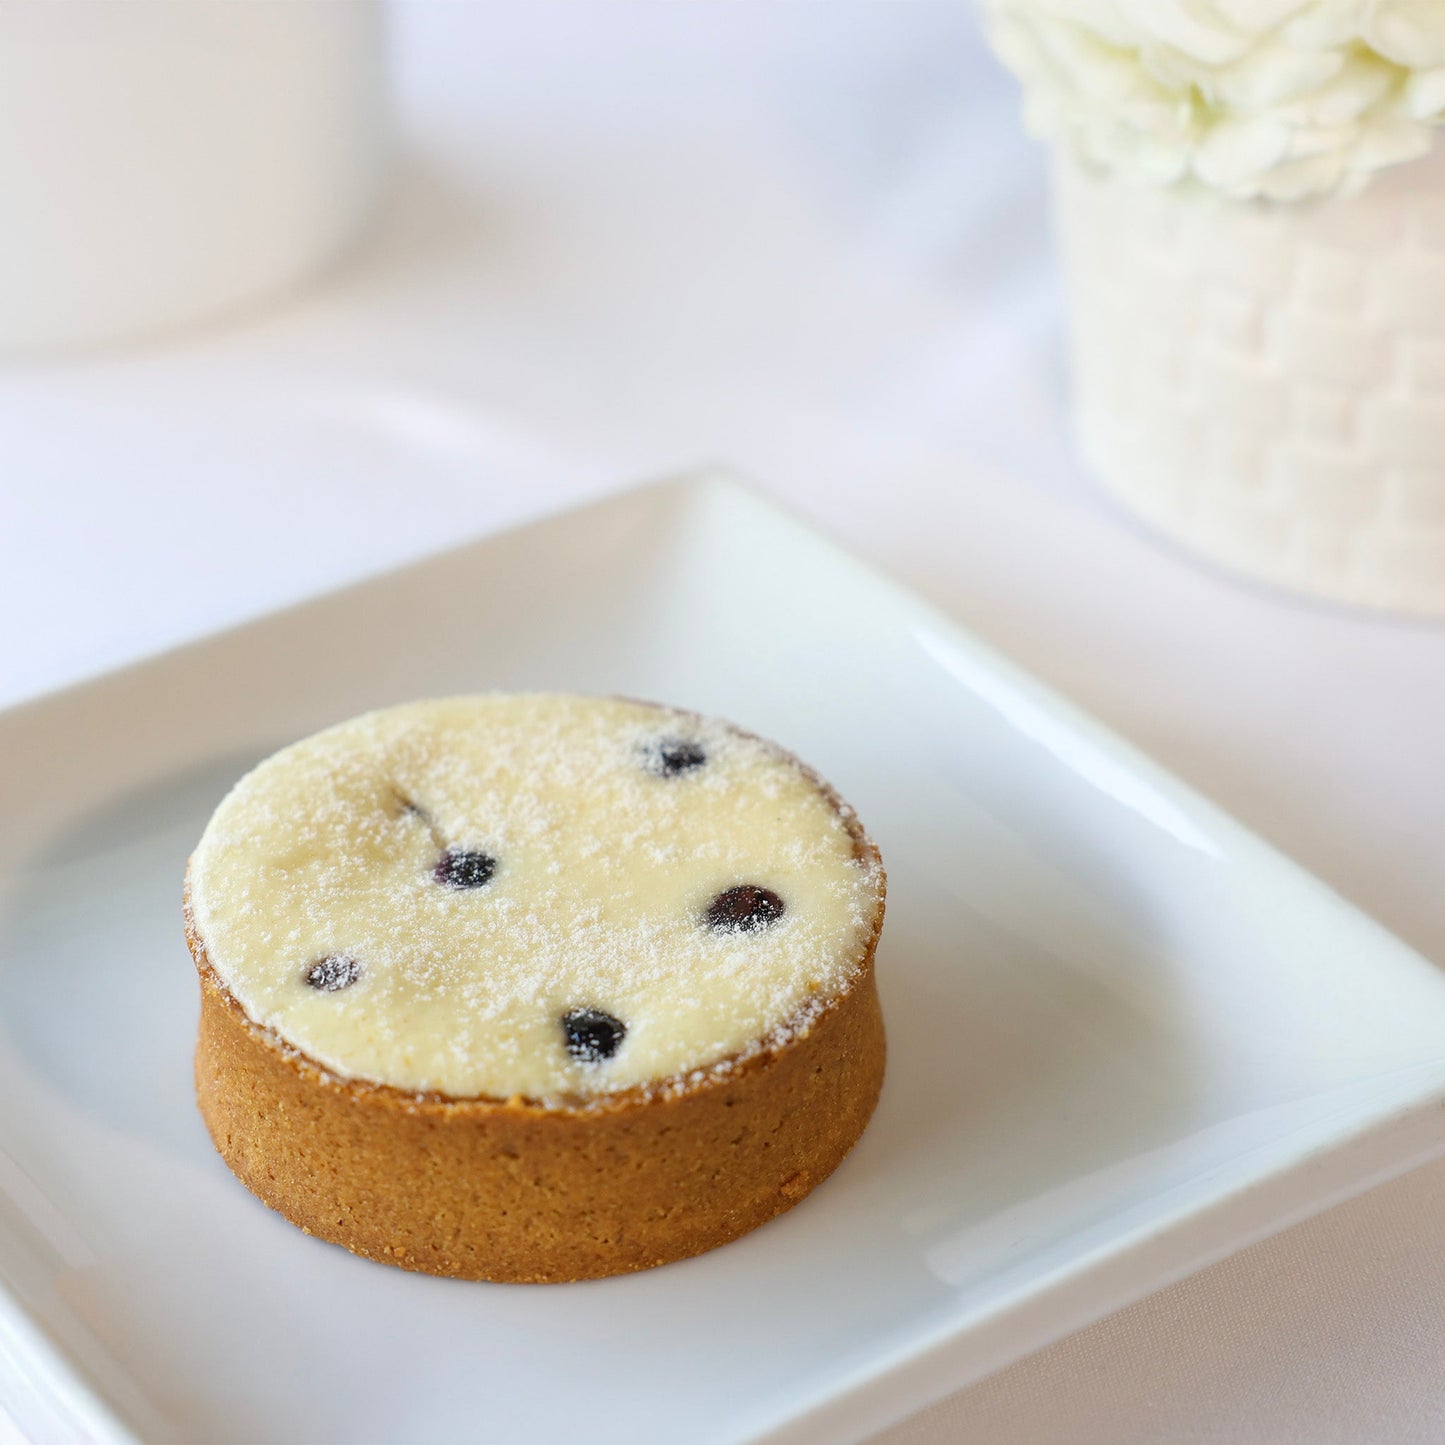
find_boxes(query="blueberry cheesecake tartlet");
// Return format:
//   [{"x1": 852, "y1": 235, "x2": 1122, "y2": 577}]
[{"x1": 184, "y1": 694, "x2": 886, "y2": 1282}]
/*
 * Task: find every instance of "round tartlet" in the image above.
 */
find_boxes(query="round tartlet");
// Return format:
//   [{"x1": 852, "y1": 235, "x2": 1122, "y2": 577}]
[{"x1": 185, "y1": 694, "x2": 886, "y2": 1282}]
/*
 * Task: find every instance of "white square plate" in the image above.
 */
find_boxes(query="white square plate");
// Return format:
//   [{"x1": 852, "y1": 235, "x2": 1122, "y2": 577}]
[{"x1": 3, "y1": 474, "x2": 1445, "y2": 1445}]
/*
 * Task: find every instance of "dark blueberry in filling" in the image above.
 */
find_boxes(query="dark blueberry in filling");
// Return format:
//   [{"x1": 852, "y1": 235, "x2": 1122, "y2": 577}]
[
  {"x1": 649, "y1": 737, "x2": 707, "y2": 777},
  {"x1": 562, "y1": 1008, "x2": 627, "y2": 1063},
  {"x1": 705, "y1": 884, "x2": 786, "y2": 934},
  {"x1": 434, "y1": 847, "x2": 498, "y2": 889},
  {"x1": 305, "y1": 955, "x2": 361, "y2": 992}
]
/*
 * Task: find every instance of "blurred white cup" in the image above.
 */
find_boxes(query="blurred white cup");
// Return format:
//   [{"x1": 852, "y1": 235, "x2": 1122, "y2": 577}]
[{"x1": 0, "y1": 0, "x2": 387, "y2": 353}]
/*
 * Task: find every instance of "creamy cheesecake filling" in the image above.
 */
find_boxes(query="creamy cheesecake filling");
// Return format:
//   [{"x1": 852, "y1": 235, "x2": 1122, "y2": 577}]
[{"x1": 187, "y1": 695, "x2": 882, "y2": 1101}]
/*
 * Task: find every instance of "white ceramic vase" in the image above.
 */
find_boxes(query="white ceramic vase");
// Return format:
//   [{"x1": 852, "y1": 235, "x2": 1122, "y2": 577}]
[
  {"x1": 0, "y1": 0, "x2": 387, "y2": 353},
  {"x1": 1056, "y1": 145, "x2": 1445, "y2": 616}
]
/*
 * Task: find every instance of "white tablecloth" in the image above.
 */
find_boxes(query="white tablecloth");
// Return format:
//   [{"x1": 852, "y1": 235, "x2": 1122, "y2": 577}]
[{"x1": 4, "y1": 4, "x2": 1445, "y2": 1441}]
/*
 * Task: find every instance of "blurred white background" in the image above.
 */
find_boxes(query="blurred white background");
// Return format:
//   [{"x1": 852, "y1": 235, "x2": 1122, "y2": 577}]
[{"x1": 3, "y1": 4, "x2": 1445, "y2": 1442}]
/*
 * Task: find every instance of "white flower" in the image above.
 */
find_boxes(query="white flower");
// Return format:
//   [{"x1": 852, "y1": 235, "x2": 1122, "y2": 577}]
[{"x1": 981, "y1": 0, "x2": 1445, "y2": 198}]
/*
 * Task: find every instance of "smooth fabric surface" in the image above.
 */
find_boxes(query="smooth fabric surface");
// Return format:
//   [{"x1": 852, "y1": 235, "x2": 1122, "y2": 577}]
[{"x1": 3, "y1": 5, "x2": 1445, "y2": 1441}]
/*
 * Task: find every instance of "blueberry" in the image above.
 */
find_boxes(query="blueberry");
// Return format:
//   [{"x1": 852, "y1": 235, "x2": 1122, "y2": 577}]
[
  {"x1": 705, "y1": 885, "x2": 786, "y2": 934},
  {"x1": 305, "y1": 955, "x2": 361, "y2": 992},
  {"x1": 562, "y1": 1008, "x2": 627, "y2": 1063},
  {"x1": 434, "y1": 848, "x2": 498, "y2": 889},
  {"x1": 648, "y1": 737, "x2": 706, "y2": 777}
]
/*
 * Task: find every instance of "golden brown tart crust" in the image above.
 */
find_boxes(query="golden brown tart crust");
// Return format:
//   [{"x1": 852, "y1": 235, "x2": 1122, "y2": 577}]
[{"x1": 187, "y1": 881, "x2": 885, "y2": 1282}]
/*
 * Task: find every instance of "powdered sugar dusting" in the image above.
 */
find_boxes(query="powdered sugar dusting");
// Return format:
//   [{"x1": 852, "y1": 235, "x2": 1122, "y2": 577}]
[{"x1": 189, "y1": 695, "x2": 883, "y2": 1103}]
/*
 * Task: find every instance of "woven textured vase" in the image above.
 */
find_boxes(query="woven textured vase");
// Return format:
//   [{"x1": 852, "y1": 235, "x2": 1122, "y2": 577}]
[{"x1": 1057, "y1": 145, "x2": 1445, "y2": 616}]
